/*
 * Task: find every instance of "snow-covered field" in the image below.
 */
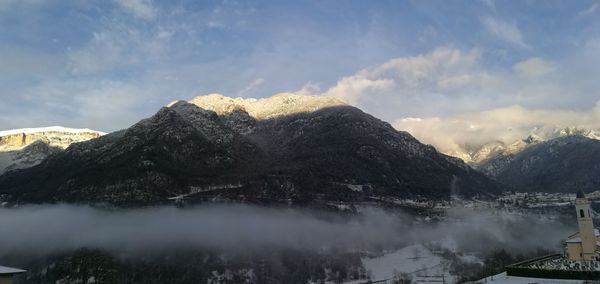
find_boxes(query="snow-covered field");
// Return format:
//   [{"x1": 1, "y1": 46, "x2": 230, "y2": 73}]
[{"x1": 359, "y1": 244, "x2": 455, "y2": 283}]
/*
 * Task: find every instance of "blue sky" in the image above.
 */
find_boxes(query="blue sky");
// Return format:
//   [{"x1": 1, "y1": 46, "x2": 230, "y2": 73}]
[{"x1": 1, "y1": 0, "x2": 600, "y2": 141}]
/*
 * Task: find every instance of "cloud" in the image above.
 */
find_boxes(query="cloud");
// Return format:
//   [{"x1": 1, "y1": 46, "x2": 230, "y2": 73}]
[
  {"x1": 68, "y1": 31, "x2": 126, "y2": 75},
  {"x1": 67, "y1": 20, "x2": 173, "y2": 75},
  {"x1": 482, "y1": 16, "x2": 529, "y2": 49},
  {"x1": 316, "y1": 47, "x2": 505, "y2": 120},
  {"x1": 323, "y1": 71, "x2": 394, "y2": 104},
  {"x1": 394, "y1": 102, "x2": 600, "y2": 154},
  {"x1": 114, "y1": 0, "x2": 156, "y2": 20},
  {"x1": 323, "y1": 47, "x2": 488, "y2": 105},
  {"x1": 513, "y1": 57, "x2": 556, "y2": 78},
  {"x1": 237, "y1": 78, "x2": 265, "y2": 96},
  {"x1": 578, "y1": 3, "x2": 598, "y2": 18}
]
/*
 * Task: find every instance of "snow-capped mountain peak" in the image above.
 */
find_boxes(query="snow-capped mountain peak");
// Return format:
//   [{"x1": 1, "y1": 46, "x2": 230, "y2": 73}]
[
  {"x1": 446, "y1": 126, "x2": 600, "y2": 165},
  {"x1": 186, "y1": 93, "x2": 347, "y2": 120}
]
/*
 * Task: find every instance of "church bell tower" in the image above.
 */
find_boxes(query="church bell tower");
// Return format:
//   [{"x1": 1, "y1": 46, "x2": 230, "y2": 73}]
[{"x1": 575, "y1": 190, "x2": 597, "y2": 261}]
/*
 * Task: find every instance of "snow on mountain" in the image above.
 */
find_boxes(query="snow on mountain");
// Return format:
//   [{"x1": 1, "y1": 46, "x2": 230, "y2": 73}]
[
  {"x1": 446, "y1": 126, "x2": 600, "y2": 166},
  {"x1": 441, "y1": 123, "x2": 600, "y2": 192},
  {"x1": 0, "y1": 126, "x2": 104, "y2": 174},
  {"x1": 491, "y1": 135, "x2": 600, "y2": 192},
  {"x1": 186, "y1": 93, "x2": 346, "y2": 120},
  {"x1": 0, "y1": 126, "x2": 106, "y2": 138},
  {"x1": 0, "y1": 126, "x2": 105, "y2": 151}
]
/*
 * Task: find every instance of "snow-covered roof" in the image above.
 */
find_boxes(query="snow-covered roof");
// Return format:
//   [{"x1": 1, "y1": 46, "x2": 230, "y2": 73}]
[
  {"x1": 479, "y1": 272, "x2": 584, "y2": 283},
  {"x1": 0, "y1": 265, "x2": 25, "y2": 275},
  {"x1": 0, "y1": 126, "x2": 106, "y2": 137},
  {"x1": 565, "y1": 229, "x2": 600, "y2": 243}
]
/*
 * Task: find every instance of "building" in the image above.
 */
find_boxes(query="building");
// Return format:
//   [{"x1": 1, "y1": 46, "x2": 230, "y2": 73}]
[
  {"x1": 564, "y1": 191, "x2": 600, "y2": 261},
  {"x1": 0, "y1": 266, "x2": 25, "y2": 284}
]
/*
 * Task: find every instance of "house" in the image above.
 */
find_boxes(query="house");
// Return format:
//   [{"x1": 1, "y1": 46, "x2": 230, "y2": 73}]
[{"x1": 0, "y1": 265, "x2": 26, "y2": 284}]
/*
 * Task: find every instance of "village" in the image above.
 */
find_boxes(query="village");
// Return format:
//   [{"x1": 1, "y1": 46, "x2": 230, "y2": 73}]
[{"x1": 371, "y1": 190, "x2": 600, "y2": 213}]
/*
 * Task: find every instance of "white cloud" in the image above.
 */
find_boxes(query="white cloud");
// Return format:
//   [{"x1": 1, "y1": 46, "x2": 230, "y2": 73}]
[
  {"x1": 67, "y1": 21, "x2": 173, "y2": 75},
  {"x1": 394, "y1": 103, "x2": 600, "y2": 154},
  {"x1": 114, "y1": 0, "x2": 156, "y2": 20},
  {"x1": 319, "y1": 47, "x2": 503, "y2": 114},
  {"x1": 513, "y1": 57, "x2": 556, "y2": 78},
  {"x1": 482, "y1": 17, "x2": 529, "y2": 48},
  {"x1": 68, "y1": 31, "x2": 124, "y2": 74},
  {"x1": 578, "y1": 3, "x2": 598, "y2": 18},
  {"x1": 237, "y1": 78, "x2": 265, "y2": 96},
  {"x1": 323, "y1": 71, "x2": 394, "y2": 104},
  {"x1": 294, "y1": 82, "x2": 321, "y2": 97}
]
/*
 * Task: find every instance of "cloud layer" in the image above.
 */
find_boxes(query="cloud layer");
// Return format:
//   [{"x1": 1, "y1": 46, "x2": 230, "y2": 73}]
[{"x1": 394, "y1": 103, "x2": 600, "y2": 154}]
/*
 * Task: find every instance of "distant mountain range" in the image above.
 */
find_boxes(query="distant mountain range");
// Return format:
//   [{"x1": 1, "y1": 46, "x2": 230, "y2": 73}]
[
  {"x1": 446, "y1": 127, "x2": 600, "y2": 165},
  {"x1": 0, "y1": 127, "x2": 104, "y2": 174},
  {"x1": 0, "y1": 94, "x2": 502, "y2": 206},
  {"x1": 491, "y1": 135, "x2": 600, "y2": 193},
  {"x1": 443, "y1": 127, "x2": 600, "y2": 193}
]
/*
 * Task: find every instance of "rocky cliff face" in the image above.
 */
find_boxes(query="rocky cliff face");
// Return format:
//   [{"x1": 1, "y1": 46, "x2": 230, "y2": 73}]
[
  {"x1": 0, "y1": 127, "x2": 104, "y2": 150},
  {"x1": 0, "y1": 94, "x2": 503, "y2": 206},
  {"x1": 0, "y1": 127, "x2": 104, "y2": 174}
]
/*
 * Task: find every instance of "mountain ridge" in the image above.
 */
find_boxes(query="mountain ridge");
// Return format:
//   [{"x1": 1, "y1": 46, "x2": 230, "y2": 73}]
[
  {"x1": 445, "y1": 126, "x2": 600, "y2": 166},
  {"x1": 491, "y1": 135, "x2": 600, "y2": 192},
  {"x1": 0, "y1": 94, "x2": 503, "y2": 206},
  {"x1": 0, "y1": 126, "x2": 104, "y2": 174}
]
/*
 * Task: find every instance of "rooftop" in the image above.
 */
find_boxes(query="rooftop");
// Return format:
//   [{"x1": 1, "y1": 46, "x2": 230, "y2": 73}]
[
  {"x1": 565, "y1": 229, "x2": 600, "y2": 243},
  {"x1": 480, "y1": 272, "x2": 584, "y2": 283}
]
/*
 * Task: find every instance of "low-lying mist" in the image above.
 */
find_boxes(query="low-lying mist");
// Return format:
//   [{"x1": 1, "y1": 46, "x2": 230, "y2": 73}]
[{"x1": 0, "y1": 204, "x2": 575, "y2": 258}]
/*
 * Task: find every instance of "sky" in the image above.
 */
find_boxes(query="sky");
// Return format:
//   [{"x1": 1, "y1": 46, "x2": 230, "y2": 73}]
[{"x1": 1, "y1": 0, "x2": 600, "y2": 150}]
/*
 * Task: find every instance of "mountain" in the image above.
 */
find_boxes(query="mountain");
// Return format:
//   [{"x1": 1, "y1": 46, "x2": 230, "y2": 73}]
[
  {"x1": 478, "y1": 135, "x2": 600, "y2": 193},
  {"x1": 442, "y1": 127, "x2": 600, "y2": 193},
  {"x1": 0, "y1": 127, "x2": 104, "y2": 174},
  {"x1": 442, "y1": 127, "x2": 600, "y2": 177},
  {"x1": 0, "y1": 94, "x2": 503, "y2": 206}
]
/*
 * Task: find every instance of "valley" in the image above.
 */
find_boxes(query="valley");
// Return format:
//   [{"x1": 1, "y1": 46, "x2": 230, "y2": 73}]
[{"x1": 0, "y1": 95, "x2": 595, "y2": 284}]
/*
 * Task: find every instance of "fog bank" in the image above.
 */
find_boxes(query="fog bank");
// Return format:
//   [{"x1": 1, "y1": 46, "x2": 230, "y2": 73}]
[{"x1": 0, "y1": 205, "x2": 575, "y2": 257}]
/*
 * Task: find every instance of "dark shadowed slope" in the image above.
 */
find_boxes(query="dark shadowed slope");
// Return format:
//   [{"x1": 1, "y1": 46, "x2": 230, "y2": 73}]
[
  {"x1": 0, "y1": 94, "x2": 503, "y2": 206},
  {"x1": 490, "y1": 135, "x2": 600, "y2": 193}
]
